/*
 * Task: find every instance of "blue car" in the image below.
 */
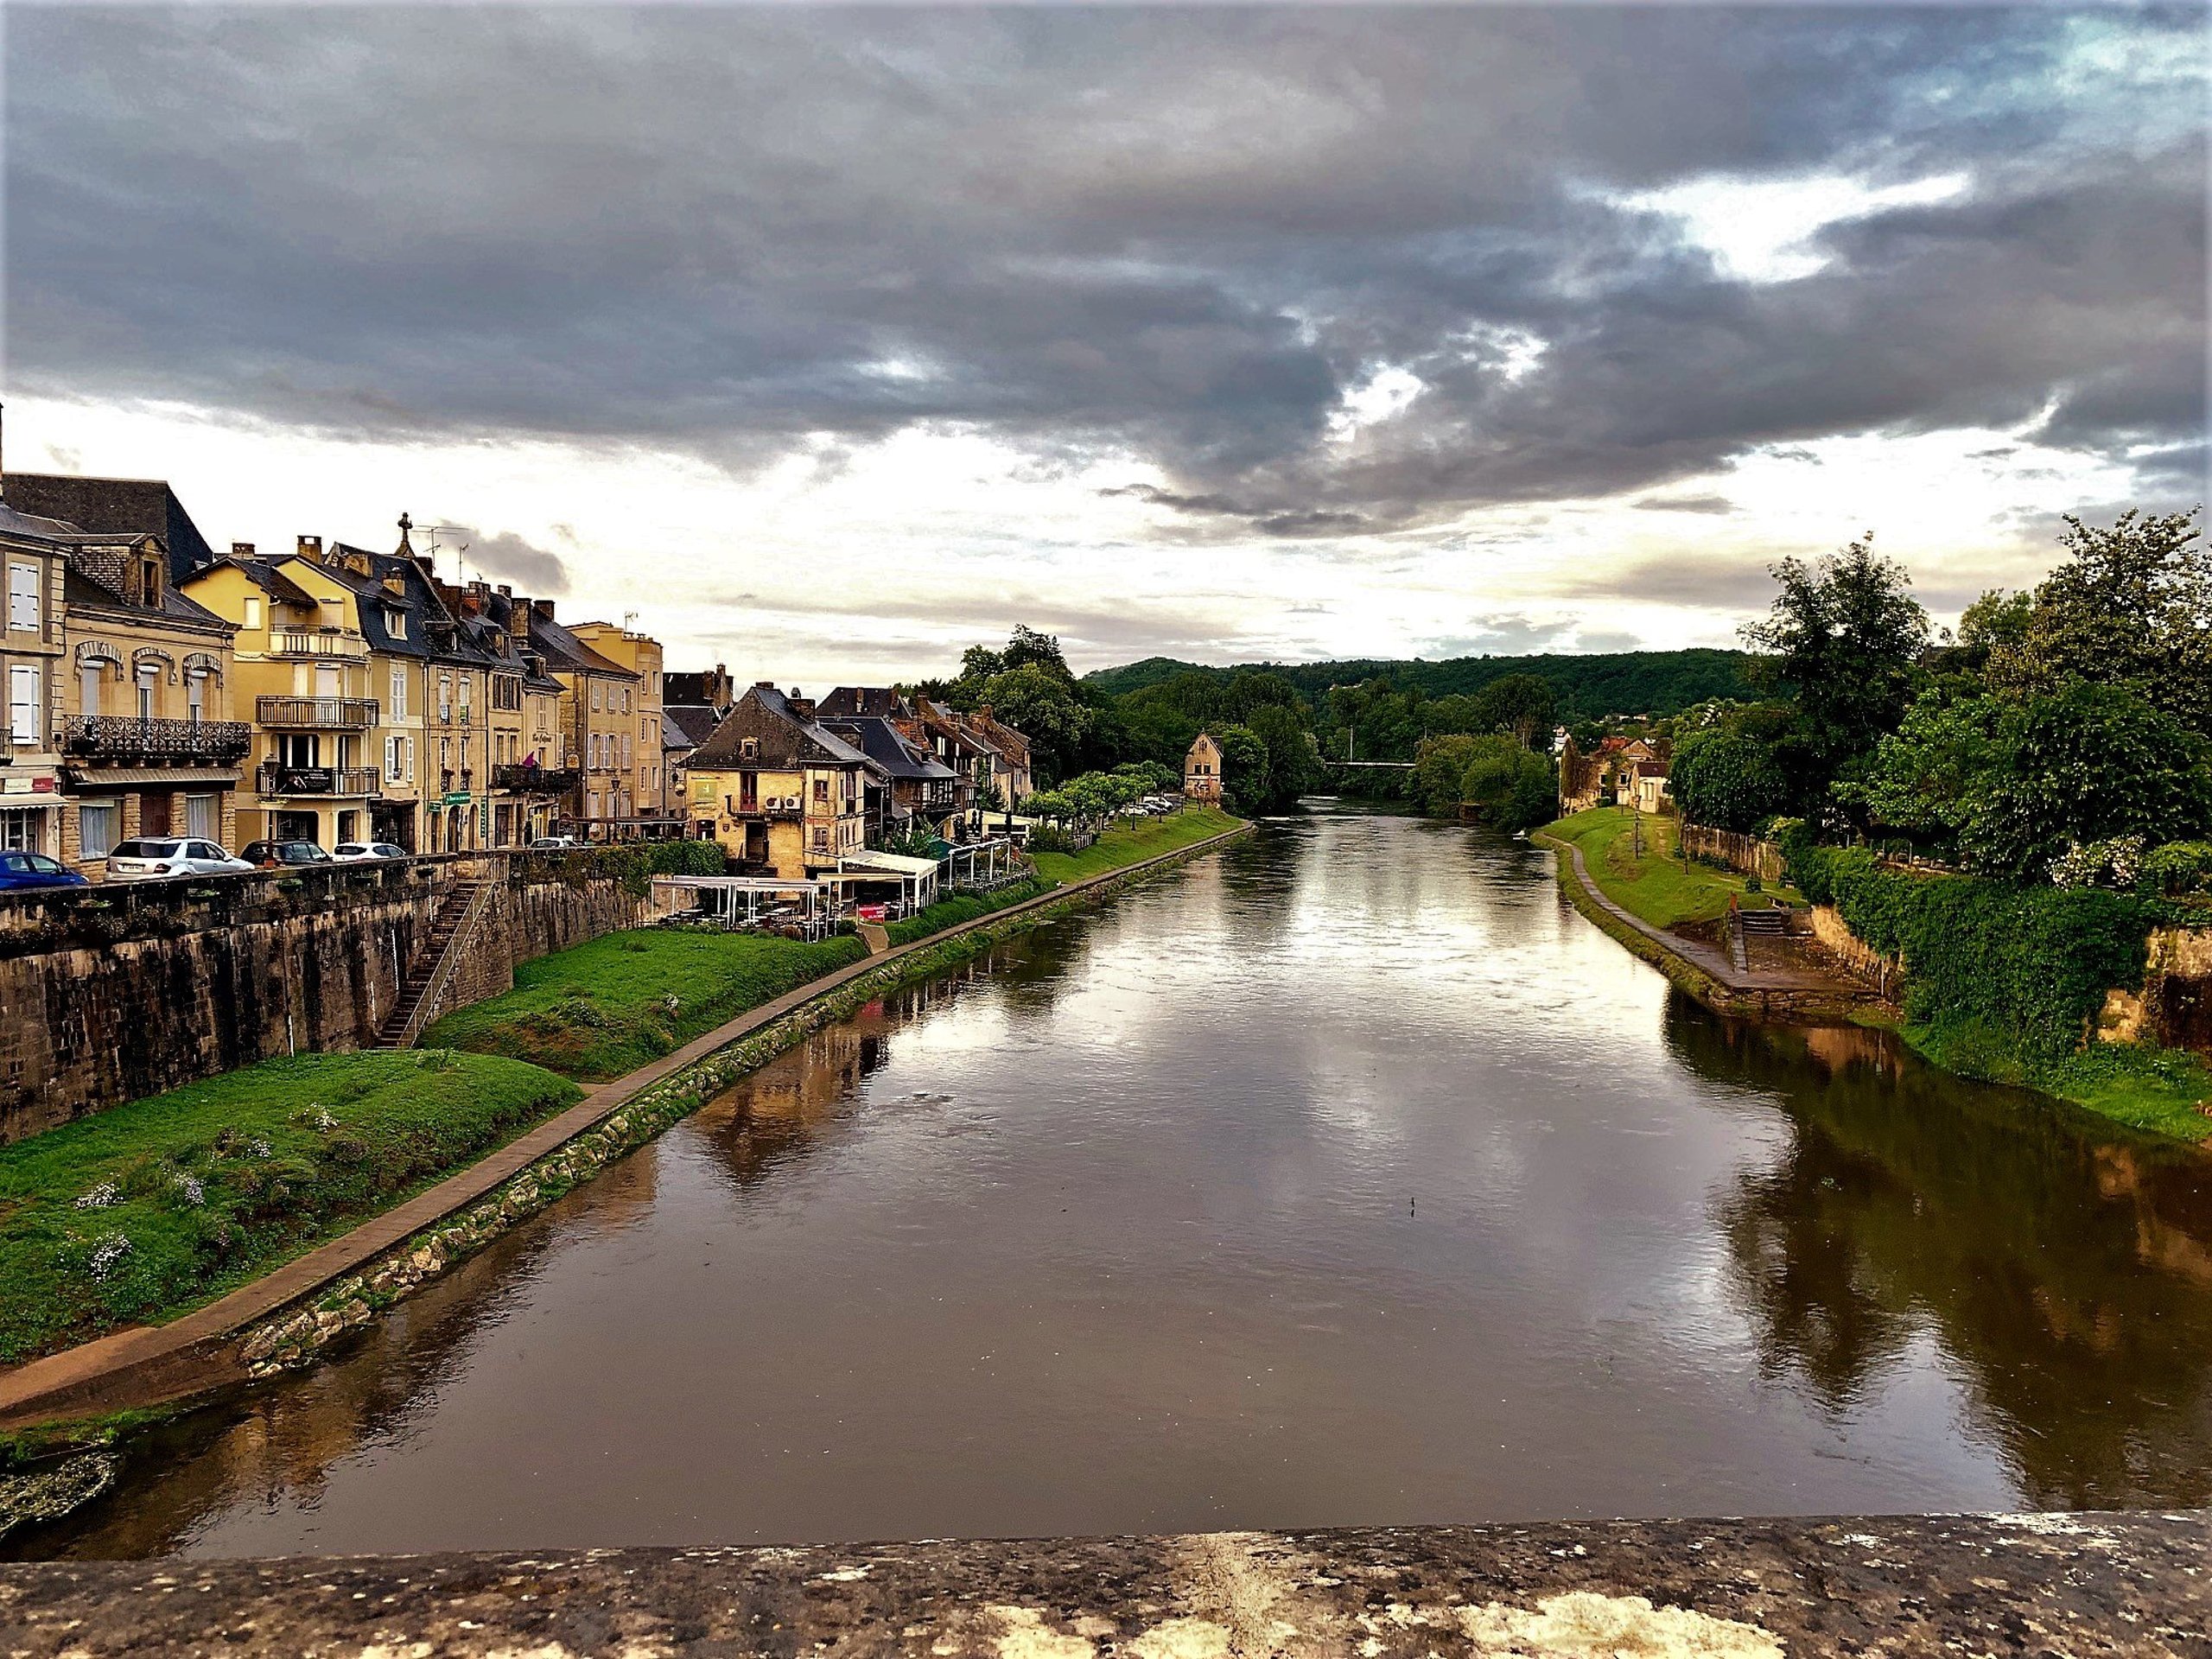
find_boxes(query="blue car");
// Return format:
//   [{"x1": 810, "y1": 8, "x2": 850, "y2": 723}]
[{"x1": 0, "y1": 850, "x2": 89, "y2": 891}]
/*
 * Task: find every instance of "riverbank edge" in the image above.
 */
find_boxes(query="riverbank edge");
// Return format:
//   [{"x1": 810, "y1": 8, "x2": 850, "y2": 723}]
[
  {"x1": 0, "y1": 817, "x2": 1254, "y2": 1451},
  {"x1": 1535, "y1": 831, "x2": 2212, "y2": 1146},
  {"x1": 1530, "y1": 830, "x2": 1880, "y2": 1026},
  {"x1": 3, "y1": 1510, "x2": 2204, "y2": 1653}
]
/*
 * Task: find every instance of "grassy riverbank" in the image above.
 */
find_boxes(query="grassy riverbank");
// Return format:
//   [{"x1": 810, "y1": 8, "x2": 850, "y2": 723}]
[
  {"x1": 887, "y1": 878, "x2": 1053, "y2": 945},
  {"x1": 0, "y1": 1052, "x2": 580, "y2": 1364},
  {"x1": 1545, "y1": 810, "x2": 2211, "y2": 1144},
  {"x1": 1030, "y1": 805, "x2": 1243, "y2": 883},
  {"x1": 1540, "y1": 807, "x2": 1797, "y2": 925},
  {"x1": 424, "y1": 930, "x2": 869, "y2": 1082}
]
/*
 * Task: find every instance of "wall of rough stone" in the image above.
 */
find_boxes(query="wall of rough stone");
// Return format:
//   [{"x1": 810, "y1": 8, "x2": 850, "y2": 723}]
[{"x1": 0, "y1": 857, "x2": 650, "y2": 1144}]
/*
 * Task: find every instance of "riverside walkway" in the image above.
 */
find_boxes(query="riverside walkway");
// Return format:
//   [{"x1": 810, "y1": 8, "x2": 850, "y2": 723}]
[
  {"x1": 3, "y1": 1510, "x2": 2204, "y2": 1655},
  {"x1": 0, "y1": 820, "x2": 1251, "y2": 1432}
]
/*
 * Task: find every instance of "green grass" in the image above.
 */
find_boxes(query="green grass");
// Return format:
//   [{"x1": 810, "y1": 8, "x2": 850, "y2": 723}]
[
  {"x1": 1539, "y1": 806, "x2": 1798, "y2": 929},
  {"x1": 0, "y1": 1052, "x2": 581, "y2": 1364},
  {"x1": 1029, "y1": 805, "x2": 1243, "y2": 885},
  {"x1": 1904, "y1": 1016, "x2": 2212, "y2": 1144},
  {"x1": 887, "y1": 877, "x2": 1054, "y2": 946},
  {"x1": 423, "y1": 927, "x2": 869, "y2": 1082}
]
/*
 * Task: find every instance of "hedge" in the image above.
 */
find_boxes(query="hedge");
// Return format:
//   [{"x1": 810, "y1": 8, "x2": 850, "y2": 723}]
[{"x1": 1782, "y1": 827, "x2": 2148, "y2": 1059}]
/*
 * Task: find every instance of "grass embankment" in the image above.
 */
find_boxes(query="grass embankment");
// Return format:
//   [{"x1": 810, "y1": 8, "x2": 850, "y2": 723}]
[
  {"x1": 887, "y1": 877, "x2": 1054, "y2": 946},
  {"x1": 1030, "y1": 804, "x2": 1243, "y2": 884},
  {"x1": 1539, "y1": 806, "x2": 1798, "y2": 928},
  {"x1": 424, "y1": 929, "x2": 868, "y2": 1082},
  {"x1": 0, "y1": 1052, "x2": 580, "y2": 1364}
]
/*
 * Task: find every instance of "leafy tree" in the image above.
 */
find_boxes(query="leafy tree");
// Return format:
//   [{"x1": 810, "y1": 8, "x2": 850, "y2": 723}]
[
  {"x1": 1244, "y1": 703, "x2": 1321, "y2": 811},
  {"x1": 1214, "y1": 724, "x2": 1270, "y2": 811},
  {"x1": 1988, "y1": 508, "x2": 2209, "y2": 731},
  {"x1": 1460, "y1": 735, "x2": 1556, "y2": 831},
  {"x1": 1412, "y1": 734, "x2": 1482, "y2": 817},
  {"x1": 1841, "y1": 688, "x2": 2009, "y2": 847},
  {"x1": 1671, "y1": 729, "x2": 1789, "y2": 833},
  {"x1": 975, "y1": 664, "x2": 1093, "y2": 785},
  {"x1": 1959, "y1": 683, "x2": 2212, "y2": 879},
  {"x1": 1471, "y1": 674, "x2": 1556, "y2": 747},
  {"x1": 1742, "y1": 536, "x2": 1929, "y2": 789},
  {"x1": 1954, "y1": 588, "x2": 2033, "y2": 672}
]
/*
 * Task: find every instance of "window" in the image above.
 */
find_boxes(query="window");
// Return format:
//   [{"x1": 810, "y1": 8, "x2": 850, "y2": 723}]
[
  {"x1": 620, "y1": 734, "x2": 632, "y2": 769},
  {"x1": 620, "y1": 687, "x2": 632, "y2": 713},
  {"x1": 137, "y1": 665, "x2": 158, "y2": 721},
  {"x1": 78, "y1": 803, "x2": 118, "y2": 859},
  {"x1": 186, "y1": 671, "x2": 207, "y2": 724},
  {"x1": 243, "y1": 596, "x2": 263, "y2": 630},
  {"x1": 390, "y1": 666, "x2": 408, "y2": 720},
  {"x1": 9, "y1": 664, "x2": 41, "y2": 745},
  {"x1": 79, "y1": 662, "x2": 105, "y2": 717},
  {"x1": 590, "y1": 681, "x2": 602, "y2": 713},
  {"x1": 813, "y1": 777, "x2": 829, "y2": 804},
  {"x1": 185, "y1": 795, "x2": 216, "y2": 840},
  {"x1": 386, "y1": 608, "x2": 408, "y2": 640},
  {"x1": 0, "y1": 807, "x2": 44, "y2": 853},
  {"x1": 459, "y1": 675, "x2": 472, "y2": 712},
  {"x1": 386, "y1": 735, "x2": 406, "y2": 782},
  {"x1": 8, "y1": 563, "x2": 38, "y2": 632}
]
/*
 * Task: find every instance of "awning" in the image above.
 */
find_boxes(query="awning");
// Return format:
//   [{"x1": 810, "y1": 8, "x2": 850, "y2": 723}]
[
  {"x1": 836, "y1": 849, "x2": 939, "y2": 877},
  {"x1": 61, "y1": 767, "x2": 243, "y2": 790}
]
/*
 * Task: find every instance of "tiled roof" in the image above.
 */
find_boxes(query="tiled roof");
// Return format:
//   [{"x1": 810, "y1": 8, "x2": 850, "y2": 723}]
[
  {"x1": 664, "y1": 703, "x2": 722, "y2": 748},
  {"x1": 817, "y1": 687, "x2": 906, "y2": 718},
  {"x1": 690, "y1": 683, "x2": 870, "y2": 769}
]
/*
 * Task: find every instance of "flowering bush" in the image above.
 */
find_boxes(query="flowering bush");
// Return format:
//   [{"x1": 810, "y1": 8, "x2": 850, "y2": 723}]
[{"x1": 2050, "y1": 834, "x2": 2146, "y2": 890}]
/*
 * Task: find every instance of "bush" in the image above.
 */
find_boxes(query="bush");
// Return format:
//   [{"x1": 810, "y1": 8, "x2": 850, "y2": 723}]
[
  {"x1": 2142, "y1": 841, "x2": 2212, "y2": 898},
  {"x1": 1672, "y1": 730, "x2": 1788, "y2": 832}
]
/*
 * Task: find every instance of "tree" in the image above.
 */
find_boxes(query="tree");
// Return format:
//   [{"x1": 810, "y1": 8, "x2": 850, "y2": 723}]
[
  {"x1": 976, "y1": 664, "x2": 1092, "y2": 785},
  {"x1": 1988, "y1": 508, "x2": 2211, "y2": 732},
  {"x1": 1742, "y1": 536, "x2": 1929, "y2": 786},
  {"x1": 1670, "y1": 730, "x2": 1789, "y2": 833},
  {"x1": 1412, "y1": 734, "x2": 1481, "y2": 817},
  {"x1": 1471, "y1": 674, "x2": 1556, "y2": 748},
  {"x1": 1460, "y1": 735, "x2": 1556, "y2": 832},
  {"x1": 1958, "y1": 683, "x2": 2212, "y2": 879},
  {"x1": 1244, "y1": 702, "x2": 1320, "y2": 811},
  {"x1": 1214, "y1": 724, "x2": 1270, "y2": 811},
  {"x1": 1842, "y1": 689, "x2": 2009, "y2": 846}
]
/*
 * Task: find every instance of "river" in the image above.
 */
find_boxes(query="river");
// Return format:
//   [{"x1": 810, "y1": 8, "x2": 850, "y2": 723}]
[{"x1": 16, "y1": 804, "x2": 2212, "y2": 1559}]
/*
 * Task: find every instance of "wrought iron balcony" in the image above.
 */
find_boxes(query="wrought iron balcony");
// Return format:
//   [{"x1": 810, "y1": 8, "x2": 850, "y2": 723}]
[
  {"x1": 256, "y1": 696, "x2": 380, "y2": 730},
  {"x1": 268, "y1": 627, "x2": 370, "y2": 660},
  {"x1": 61, "y1": 715, "x2": 252, "y2": 766},
  {"x1": 257, "y1": 762, "x2": 378, "y2": 797},
  {"x1": 494, "y1": 763, "x2": 582, "y2": 792}
]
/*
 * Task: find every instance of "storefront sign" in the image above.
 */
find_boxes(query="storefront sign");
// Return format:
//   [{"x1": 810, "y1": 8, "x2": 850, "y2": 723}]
[{"x1": 442, "y1": 791, "x2": 473, "y2": 806}]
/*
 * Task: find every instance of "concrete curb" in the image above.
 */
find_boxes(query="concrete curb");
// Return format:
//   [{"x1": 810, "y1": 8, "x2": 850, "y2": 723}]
[{"x1": 0, "y1": 817, "x2": 1254, "y2": 1431}]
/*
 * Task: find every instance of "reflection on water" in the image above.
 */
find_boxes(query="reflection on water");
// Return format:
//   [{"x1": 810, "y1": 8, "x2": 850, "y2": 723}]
[{"x1": 16, "y1": 806, "x2": 2212, "y2": 1559}]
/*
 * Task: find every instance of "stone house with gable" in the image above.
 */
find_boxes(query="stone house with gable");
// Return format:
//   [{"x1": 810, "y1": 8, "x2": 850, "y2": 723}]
[{"x1": 686, "y1": 683, "x2": 871, "y2": 878}]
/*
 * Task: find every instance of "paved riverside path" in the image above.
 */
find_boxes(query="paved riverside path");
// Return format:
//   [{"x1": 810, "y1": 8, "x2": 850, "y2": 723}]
[
  {"x1": 3, "y1": 1510, "x2": 2204, "y2": 1654},
  {"x1": 0, "y1": 821, "x2": 1250, "y2": 1429},
  {"x1": 1550, "y1": 836, "x2": 1864, "y2": 998}
]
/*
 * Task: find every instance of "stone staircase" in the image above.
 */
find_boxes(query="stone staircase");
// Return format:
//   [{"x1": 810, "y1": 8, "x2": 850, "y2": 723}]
[
  {"x1": 372, "y1": 877, "x2": 490, "y2": 1050},
  {"x1": 1726, "y1": 902, "x2": 1789, "y2": 973}
]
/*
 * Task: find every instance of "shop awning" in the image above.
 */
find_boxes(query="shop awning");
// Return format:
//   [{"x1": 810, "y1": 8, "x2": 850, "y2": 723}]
[{"x1": 61, "y1": 767, "x2": 243, "y2": 789}]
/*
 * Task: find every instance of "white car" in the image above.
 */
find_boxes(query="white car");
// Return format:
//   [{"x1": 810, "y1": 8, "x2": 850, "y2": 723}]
[
  {"x1": 332, "y1": 842, "x2": 412, "y2": 861},
  {"x1": 530, "y1": 835, "x2": 583, "y2": 849},
  {"x1": 104, "y1": 837, "x2": 257, "y2": 881}
]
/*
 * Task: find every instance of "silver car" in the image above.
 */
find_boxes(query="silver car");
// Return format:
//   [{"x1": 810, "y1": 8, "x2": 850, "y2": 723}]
[
  {"x1": 332, "y1": 842, "x2": 412, "y2": 861},
  {"x1": 104, "y1": 837, "x2": 257, "y2": 881}
]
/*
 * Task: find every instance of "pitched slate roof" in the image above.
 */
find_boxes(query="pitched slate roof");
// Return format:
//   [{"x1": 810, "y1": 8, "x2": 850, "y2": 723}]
[
  {"x1": 527, "y1": 609, "x2": 637, "y2": 681},
  {"x1": 690, "y1": 683, "x2": 871, "y2": 770},
  {"x1": 2, "y1": 474, "x2": 220, "y2": 582},
  {"x1": 817, "y1": 686, "x2": 906, "y2": 718},
  {"x1": 818, "y1": 715, "x2": 958, "y2": 782},
  {"x1": 664, "y1": 703, "x2": 722, "y2": 749},
  {"x1": 62, "y1": 556, "x2": 233, "y2": 632}
]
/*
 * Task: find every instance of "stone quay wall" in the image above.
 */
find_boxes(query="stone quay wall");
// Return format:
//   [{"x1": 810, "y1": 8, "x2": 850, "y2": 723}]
[
  {"x1": 0, "y1": 854, "x2": 647, "y2": 1143},
  {"x1": 1, "y1": 1511, "x2": 2204, "y2": 1656}
]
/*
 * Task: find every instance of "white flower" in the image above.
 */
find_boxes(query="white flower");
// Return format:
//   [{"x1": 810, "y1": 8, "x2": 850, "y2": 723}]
[
  {"x1": 73, "y1": 1182, "x2": 120, "y2": 1211},
  {"x1": 246, "y1": 1136, "x2": 273, "y2": 1160},
  {"x1": 173, "y1": 1174, "x2": 207, "y2": 1206},
  {"x1": 88, "y1": 1234, "x2": 132, "y2": 1281}
]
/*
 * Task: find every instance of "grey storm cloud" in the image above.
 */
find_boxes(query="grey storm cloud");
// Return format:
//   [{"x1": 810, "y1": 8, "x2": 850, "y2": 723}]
[
  {"x1": 442, "y1": 525, "x2": 570, "y2": 597},
  {"x1": 7, "y1": 6, "x2": 2204, "y2": 537}
]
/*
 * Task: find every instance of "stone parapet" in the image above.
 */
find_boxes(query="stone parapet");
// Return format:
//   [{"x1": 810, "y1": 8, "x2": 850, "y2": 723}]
[{"x1": 2, "y1": 1512, "x2": 2204, "y2": 1655}]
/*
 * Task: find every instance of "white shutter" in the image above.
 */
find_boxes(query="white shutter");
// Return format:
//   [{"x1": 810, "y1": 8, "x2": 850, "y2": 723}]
[{"x1": 10, "y1": 664, "x2": 41, "y2": 744}]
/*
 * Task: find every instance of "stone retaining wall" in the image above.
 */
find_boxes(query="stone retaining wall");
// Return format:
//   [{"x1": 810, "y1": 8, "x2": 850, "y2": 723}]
[
  {"x1": 0, "y1": 857, "x2": 647, "y2": 1143},
  {"x1": 2, "y1": 1510, "x2": 2202, "y2": 1656}
]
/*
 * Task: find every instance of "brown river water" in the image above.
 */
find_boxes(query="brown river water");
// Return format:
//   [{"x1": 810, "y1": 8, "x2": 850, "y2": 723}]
[{"x1": 16, "y1": 804, "x2": 2212, "y2": 1559}]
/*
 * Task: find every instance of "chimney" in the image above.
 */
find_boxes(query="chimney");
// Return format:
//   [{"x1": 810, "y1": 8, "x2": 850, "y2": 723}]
[
  {"x1": 496, "y1": 582, "x2": 512, "y2": 600},
  {"x1": 232, "y1": 542, "x2": 255, "y2": 558},
  {"x1": 507, "y1": 596, "x2": 531, "y2": 639},
  {"x1": 531, "y1": 598, "x2": 556, "y2": 621},
  {"x1": 786, "y1": 689, "x2": 815, "y2": 720},
  {"x1": 297, "y1": 534, "x2": 322, "y2": 560}
]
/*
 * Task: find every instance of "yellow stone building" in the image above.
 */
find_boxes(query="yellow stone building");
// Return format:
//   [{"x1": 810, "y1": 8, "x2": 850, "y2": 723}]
[
  {"x1": 568, "y1": 620, "x2": 668, "y2": 834},
  {"x1": 685, "y1": 683, "x2": 870, "y2": 877}
]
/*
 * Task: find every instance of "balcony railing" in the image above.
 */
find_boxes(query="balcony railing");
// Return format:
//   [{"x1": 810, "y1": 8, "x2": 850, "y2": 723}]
[
  {"x1": 257, "y1": 762, "x2": 378, "y2": 797},
  {"x1": 269, "y1": 627, "x2": 370, "y2": 660},
  {"x1": 493, "y1": 764, "x2": 582, "y2": 792},
  {"x1": 256, "y1": 696, "x2": 380, "y2": 730},
  {"x1": 61, "y1": 715, "x2": 252, "y2": 766}
]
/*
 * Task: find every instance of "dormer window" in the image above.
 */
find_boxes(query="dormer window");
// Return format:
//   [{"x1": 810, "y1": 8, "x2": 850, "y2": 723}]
[
  {"x1": 139, "y1": 557, "x2": 163, "y2": 607},
  {"x1": 386, "y1": 608, "x2": 408, "y2": 639},
  {"x1": 741, "y1": 737, "x2": 760, "y2": 760}
]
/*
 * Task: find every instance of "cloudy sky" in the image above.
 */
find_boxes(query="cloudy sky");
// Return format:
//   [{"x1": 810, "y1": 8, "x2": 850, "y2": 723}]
[{"x1": 5, "y1": 5, "x2": 2204, "y2": 683}]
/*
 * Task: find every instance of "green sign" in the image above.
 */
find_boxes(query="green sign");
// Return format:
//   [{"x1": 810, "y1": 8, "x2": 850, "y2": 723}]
[{"x1": 442, "y1": 791, "x2": 472, "y2": 806}]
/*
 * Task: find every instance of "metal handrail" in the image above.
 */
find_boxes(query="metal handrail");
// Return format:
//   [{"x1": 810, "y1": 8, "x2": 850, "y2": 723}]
[
  {"x1": 396, "y1": 878, "x2": 498, "y2": 1049},
  {"x1": 256, "y1": 696, "x2": 380, "y2": 729}
]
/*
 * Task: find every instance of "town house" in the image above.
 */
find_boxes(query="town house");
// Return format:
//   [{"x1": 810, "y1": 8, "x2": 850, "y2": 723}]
[{"x1": 686, "y1": 683, "x2": 870, "y2": 878}]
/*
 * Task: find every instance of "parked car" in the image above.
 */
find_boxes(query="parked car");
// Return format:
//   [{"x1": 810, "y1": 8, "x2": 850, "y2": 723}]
[
  {"x1": 241, "y1": 839, "x2": 335, "y2": 868},
  {"x1": 530, "y1": 835, "x2": 583, "y2": 850},
  {"x1": 332, "y1": 842, "x2": 411, "y2": 861},
  {"x1": 0, "y1": 850, "x2": 89, "y2": 891},
  {"x1": 104, "y1": 838, "x2": 258, "y2": 881}
]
